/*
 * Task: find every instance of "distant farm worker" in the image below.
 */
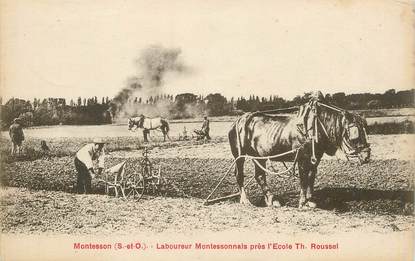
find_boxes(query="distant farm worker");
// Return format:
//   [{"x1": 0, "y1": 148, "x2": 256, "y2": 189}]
[
  {"x1": 9, "y1": 118, "x2": 25, "y2": 155},
  {"x1": 201, "y1": 116, "x2": 211, "y2": 140},
  {"x1": 74, "y1": 138, "x2": 106, "y2": 194}
]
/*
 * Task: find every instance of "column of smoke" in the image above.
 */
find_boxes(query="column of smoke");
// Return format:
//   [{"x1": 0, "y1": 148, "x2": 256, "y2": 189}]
[{"x1": 110, "y1": 45, "x2": 205, "y2": 121}]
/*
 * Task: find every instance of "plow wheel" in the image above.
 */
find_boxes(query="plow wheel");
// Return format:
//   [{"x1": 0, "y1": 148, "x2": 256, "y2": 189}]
[{"x1": 124, "y1": 173, "x2": 145, "y2": 200}]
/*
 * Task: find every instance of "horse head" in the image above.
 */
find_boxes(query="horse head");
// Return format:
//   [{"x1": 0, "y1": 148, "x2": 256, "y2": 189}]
[
  {"x1": 138, "y1": 115, "x2": 145, "y2": 127},
  {"x1": 316, "y1": 102, "x2": 371, "y2": 164},
  {"x1": 127, "y1": 118, "x2": 135, "y2": 130},
  {"x1": 127, "y1": 115, "x2": 146, "y2": 130},
  {"x1": 340, "y1": 111, "x2": 371, "y2": 164}
]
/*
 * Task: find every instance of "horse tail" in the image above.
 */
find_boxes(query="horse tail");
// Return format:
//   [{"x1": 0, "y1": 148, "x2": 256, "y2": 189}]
[
  {"x1": 229, "y1": 113, "x2": 253, "y2": 158},
  {"x1": 228, "y1": 121, "x2": 240, "y2": 158},
  {"x1": 230, "y1": 113, "x2": 256, "y2": 193}
]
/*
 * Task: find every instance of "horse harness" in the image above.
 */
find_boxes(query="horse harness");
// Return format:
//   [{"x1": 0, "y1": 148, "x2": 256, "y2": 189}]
[
  {"x1": 297, "y1": 100, "x2": 370, "y2": 164},
  {"x1": 131, "y1": 116, "x2": 153, "y2": 130},
  {"x1": 236, "y1": 99, "x2": 369, "y2": 176},
  {"x1": 205, "y1": 101, "x2": 371, "y2": 204}
]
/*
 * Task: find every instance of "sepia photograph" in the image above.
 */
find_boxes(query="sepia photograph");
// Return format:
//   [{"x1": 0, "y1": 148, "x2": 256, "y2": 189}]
[{"x1": 0, "y1": 0, "x2": 414, "y2": 260}]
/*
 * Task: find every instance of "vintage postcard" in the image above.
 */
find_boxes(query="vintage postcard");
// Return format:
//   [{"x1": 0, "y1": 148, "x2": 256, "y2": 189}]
[{"x1": 0, "y1": 0, "x2": 414, "y2": 260}]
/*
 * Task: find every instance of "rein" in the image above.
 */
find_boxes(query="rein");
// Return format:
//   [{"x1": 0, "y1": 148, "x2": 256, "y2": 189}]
[
  {"x1": 259, "y1": 99, "x2": 369, "y2": 164},
  {"x1": 205, "y1": 145, "x2": 303, "y2": 204},
  {"x1": 257, "y1": 106, "x2": 300, "y2": 114},
  {"x1": 251, "y1": 148, "x2": 301, "y2": 178}
]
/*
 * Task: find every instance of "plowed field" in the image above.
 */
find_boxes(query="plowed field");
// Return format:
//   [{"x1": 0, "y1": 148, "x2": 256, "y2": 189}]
[{"x1": 0, "y1": 134, "x2": 413, "y2": 235}]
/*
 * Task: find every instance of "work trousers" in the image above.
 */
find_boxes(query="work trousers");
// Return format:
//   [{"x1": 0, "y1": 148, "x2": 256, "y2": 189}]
[
  {"x1": 203, "y1": 128, "x2": 211, "y2": 140},
  {"x1": 74, "y1": 157, "x2": 92, "y2": 194}
]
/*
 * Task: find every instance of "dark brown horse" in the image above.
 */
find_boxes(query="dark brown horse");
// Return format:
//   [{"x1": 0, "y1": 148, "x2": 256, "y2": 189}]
[{"x1": 228, "y1": 99, "x2": 371, "y2": 208}]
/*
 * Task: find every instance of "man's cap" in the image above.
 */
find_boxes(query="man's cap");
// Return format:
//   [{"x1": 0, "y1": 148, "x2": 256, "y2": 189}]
[{"x1": 93, "y1": 138, "x2": 106, "y2": 144}]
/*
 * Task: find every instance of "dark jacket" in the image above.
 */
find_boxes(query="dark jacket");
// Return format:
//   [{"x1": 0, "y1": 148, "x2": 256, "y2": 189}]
[{"x1": 202, "y1": 119, "x2": 210, "y2": 131}]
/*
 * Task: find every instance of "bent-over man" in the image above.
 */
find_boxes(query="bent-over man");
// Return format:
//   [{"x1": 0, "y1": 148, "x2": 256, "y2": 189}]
[
  {"x1": 74, "y1": 138, "x2": 106, "y2": 194},
  {"x1": 9, "y1": 118, "x2": 24, "y2": 155}
]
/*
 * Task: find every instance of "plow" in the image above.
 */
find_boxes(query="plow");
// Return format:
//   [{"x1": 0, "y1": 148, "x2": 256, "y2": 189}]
[{"x1": 99, "y1": 147, "x2": 166, "y2": 200}]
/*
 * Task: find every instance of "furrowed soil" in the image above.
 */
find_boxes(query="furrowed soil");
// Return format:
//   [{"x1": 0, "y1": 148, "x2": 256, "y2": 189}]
[{"x1": 0, "y1": 134, "x2": 414, "y2": 235}]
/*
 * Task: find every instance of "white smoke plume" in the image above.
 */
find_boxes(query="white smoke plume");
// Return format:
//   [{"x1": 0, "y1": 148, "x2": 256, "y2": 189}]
[{"x1": 110, "y1": 45, "x2": 195, "y2": 120}]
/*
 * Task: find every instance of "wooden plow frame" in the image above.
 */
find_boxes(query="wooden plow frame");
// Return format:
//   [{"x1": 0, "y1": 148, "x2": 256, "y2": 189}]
[
  {"x1": 97, "y1": 160, "x2": 146, "y2": 200},
  {"x1": 204, "y1": 148, "x2": 301, "y2": 205},
  {"x1": 139, "y1": 147, "x2": 167, "y2": 197},
  {"x1": 97, "y1": 148, "x2": 166, "y2": 200}
]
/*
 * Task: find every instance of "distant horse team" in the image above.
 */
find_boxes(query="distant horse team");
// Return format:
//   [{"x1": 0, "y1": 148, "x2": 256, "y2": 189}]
[
  {"x1": 128, "y1": 115, "x2": 170, "y2": 142},
  {"x1": 127, "y1": 92, "x2": 371, "y2": 208}
]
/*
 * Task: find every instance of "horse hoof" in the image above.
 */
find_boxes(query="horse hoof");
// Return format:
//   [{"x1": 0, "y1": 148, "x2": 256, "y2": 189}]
[
  {"x1": 264, "y1": 194, "x2": 274, "y2": 207},
  {"x1": 240, "y1": 200, "x2": 250, "y2": 205},
  {"x1": 306, "y1": 201, "x2": 317, "y2": 208},
  {"x1": 272, "y1": 200, "x2": 281, "y2": 207}
]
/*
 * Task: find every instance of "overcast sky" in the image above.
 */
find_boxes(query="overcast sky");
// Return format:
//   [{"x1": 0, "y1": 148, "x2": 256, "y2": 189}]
[{"x1": 1, "y1": 0, "x2": 414, "y2": 101}]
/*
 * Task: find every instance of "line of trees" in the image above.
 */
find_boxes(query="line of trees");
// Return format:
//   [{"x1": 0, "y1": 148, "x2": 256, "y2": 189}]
[
  {"x1": 1, "y1": 97, "x2": 112, "y2": 129},
  {"x1": 235, "y1": 89, "x2": 414, "y2": 112},
  {"x1": 1, "y1": 89, "x2": 413, "y2": 129},
  {"x1": 110, "y1": 89, "x2": 414, "y2": 119}
]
